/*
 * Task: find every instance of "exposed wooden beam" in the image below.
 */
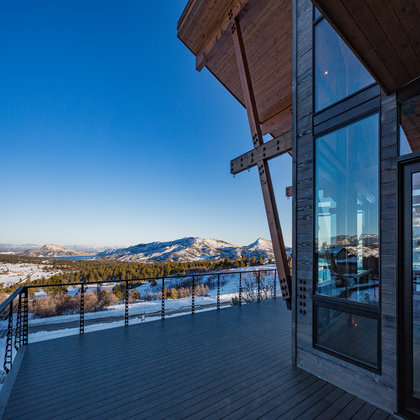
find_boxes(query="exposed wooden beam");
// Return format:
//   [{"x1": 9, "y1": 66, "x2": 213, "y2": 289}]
[
  {"x1": 196, "y1": 0, "x2": 249, "y2": 71},
  {"x1": 231, "y1": 16, "x2": 292, "y2": 306},
  {"x1": 231, "y1": 130, "x2": 292, "y2": 175}
]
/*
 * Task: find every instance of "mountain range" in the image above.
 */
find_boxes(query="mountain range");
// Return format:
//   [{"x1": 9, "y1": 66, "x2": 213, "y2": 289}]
[
  {"x1": 4, "y1": 238, "x2": 292, "y2": 263},
  {"x1": 97, "y1": 237, "x2": 290, "y2": 263}
]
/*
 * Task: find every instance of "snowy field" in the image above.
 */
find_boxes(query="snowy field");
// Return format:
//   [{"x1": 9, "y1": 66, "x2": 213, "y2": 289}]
[
  {"x1": 0, "y1": 262, "x2": 60, "y2": 286},
  {"x1": 28, "y1": 265, "x2": 278, "y2": 335},
  {"x1": 0, "y1": 265, "x2": 279, "y2": 383}
]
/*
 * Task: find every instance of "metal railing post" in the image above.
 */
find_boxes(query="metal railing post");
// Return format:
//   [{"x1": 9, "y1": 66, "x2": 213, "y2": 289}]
[
  {"x1": 80, "y1": 284, "x2": 85, "y2": 335},
  {"x1": 23, "y1": 288, "x2": 28, "y2": 345},
  {"x1": 125, "y1": 280, "x2": 129, "y2": 327},
  {"x1": 192, "y1": 276, "x2": 195, "y2": 314},
  {"x1": 217, "y1": 274, "x2": 220, "y2": 310},
  {"x1": 273, "y1": 270, "x2": 277, "y2": 299},
  {"x1": 257, "y1": 271, "x2": 261, "y2": 302},
  {"x1": 4, "y1": 300, "x2": 13, "y2": 374},
  {"x1": 239, "y1": 273, "x2": 242, "y2": 306},
  {"x1": 14, "y1": 292, "x2": 22, "y2": 351},
  {"x1": 161, "y1": 277, "x2": 165, "y2": 320}
]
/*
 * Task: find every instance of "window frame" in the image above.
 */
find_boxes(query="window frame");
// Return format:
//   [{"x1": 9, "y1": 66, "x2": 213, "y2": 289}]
[
  {"x1": 312, "y1": 109, "x2": 382, "y2": 373},
  {"x1": 311, "y1": 9, "x2": 382, "y2": 370},
  {"x1": 313, "y1": 111, "x2": 381, "y2": 308},
  {"x1": 313, "y1": 298, "x2": 381, "y2": 372}
]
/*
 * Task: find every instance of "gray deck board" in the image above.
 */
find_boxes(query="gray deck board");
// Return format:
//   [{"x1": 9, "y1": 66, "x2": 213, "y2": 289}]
[
  {"x1": 349, "y1": 402, "x2": 377, "y2": 419},
  {"x1": 3, "y1": 300, "x2": 394, "y2": 419},
  {"x1": 295, "y1": 386, "x2": 346, "y2": 419}
]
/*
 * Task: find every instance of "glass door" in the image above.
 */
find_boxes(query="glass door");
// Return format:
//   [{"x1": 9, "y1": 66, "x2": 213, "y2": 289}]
[{"x1": 402, "y1": 161, "x2": 420, "y2": 414}]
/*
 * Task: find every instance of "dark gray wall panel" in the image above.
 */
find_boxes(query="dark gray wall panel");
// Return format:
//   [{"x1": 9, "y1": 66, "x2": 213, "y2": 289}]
[{"x1": 294, "y1": 0, "x2": 398, "y2": 412}]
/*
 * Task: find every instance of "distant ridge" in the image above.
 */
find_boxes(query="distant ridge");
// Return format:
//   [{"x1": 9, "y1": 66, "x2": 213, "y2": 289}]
[
  {"x1": 21, "y1": 244, "x2": 89, "y2": 258},
  {"x1": 97, "y1": 237, "x2": 291, "y2": 263}
]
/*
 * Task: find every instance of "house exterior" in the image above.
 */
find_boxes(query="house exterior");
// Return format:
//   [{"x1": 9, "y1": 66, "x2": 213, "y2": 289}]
[{"x1": 178, "y1": 0, "x2": 420, "y2": 417}]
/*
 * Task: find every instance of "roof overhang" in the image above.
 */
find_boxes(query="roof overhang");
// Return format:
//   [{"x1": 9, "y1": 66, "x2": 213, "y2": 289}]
[
  {"x1": 311, "y1": 0, "x2": 420, "y2": 94},
  {"x1": 177, "y1": 0, "x2": 293, "y2": 138}
]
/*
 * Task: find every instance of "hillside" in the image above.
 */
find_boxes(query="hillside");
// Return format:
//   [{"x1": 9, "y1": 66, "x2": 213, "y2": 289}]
[
  {"x1": 21, "y1": 244, "x2": 89, "y2": 258},
  {"x1": 97, "y1": 237, "x2": 291, "y2": 263}
]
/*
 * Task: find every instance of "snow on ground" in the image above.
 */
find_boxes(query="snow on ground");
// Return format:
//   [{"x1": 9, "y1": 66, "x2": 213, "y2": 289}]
[
  {"x1": 28, "y1": 265, "x2": 278, "y2": 326},
  {"x1": 0, "y1": 262, "x2": 61, "y2": 286}
]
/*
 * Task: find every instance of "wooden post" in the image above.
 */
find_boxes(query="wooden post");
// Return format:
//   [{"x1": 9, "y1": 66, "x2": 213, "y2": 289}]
[{"x1": 231, "y1": 16, "x2": 291, "y2": 306}]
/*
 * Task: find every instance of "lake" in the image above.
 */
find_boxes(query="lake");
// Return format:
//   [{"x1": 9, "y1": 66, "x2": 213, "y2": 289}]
[{"x1": 51, "y1": 255, "x2": 97, "y2": 261}]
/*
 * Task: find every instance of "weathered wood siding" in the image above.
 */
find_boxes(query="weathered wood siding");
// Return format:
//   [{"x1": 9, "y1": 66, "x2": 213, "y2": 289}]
[{"x1": 293, "y1": 0, "x2": 398, "y2": 412}]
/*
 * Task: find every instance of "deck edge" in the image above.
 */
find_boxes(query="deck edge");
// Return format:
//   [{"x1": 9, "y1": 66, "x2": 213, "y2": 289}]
[{"x1": 0, "y1": 346, "x2": 27, "y2": 420}]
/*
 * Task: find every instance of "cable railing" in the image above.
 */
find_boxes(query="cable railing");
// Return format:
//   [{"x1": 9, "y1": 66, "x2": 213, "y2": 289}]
[
  {"x1": 0, "y1": 287, "x2": 28, "y2": 376},
  {"x1": 0, "y1": 268, "x2": 279, "y2": 381}
]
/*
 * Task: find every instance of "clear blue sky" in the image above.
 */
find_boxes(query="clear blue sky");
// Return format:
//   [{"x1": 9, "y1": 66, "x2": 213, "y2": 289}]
[{"x1": 0, "y1": 0, "x2": 292, "y2": 248}]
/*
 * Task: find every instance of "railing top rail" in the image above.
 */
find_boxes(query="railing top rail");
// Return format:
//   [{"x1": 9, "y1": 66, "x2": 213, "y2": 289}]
[
  {"x1": 23, "y1": 268, "x2": 277, "y2": 290},
  {"x1": 0, "y1": 286, "x2": 24, "y2": 313}
]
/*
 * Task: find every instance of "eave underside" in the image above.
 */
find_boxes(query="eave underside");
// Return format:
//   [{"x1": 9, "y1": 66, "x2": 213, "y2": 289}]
[
  {"x1": 177, "y1": 0, "x2": 293, "y2": 138},
  {"x1": 311, "y1": 0, "x2": 420, "y2": 94}
]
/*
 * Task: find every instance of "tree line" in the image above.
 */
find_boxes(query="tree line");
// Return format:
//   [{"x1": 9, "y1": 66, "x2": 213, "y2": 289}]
[{"x1": 0, "y1": 254, "x2": 270, "y2": 297}]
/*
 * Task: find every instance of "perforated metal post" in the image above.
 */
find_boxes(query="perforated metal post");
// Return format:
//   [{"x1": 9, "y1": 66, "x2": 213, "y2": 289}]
[
  {"x1": 14, "y1": 293, "x2": 22, "y2": 351},
  {"x1": 125, "y1": 280, "x2": 129, "y2": 327},
  {"x1": 161, "y1": 277, "x2": 165, "y2": 320},
  {"x1": 80, "y1": 284, "x2": 85, "y2": 335},
  {"x1": 192, "y1": 276, "x2": 195, "y2": 314},
  {"x1": 239, "y1": 273, "x2": 242, "y2": 306},
  {"x1": 273, "y1": 270, "x2": 277, "y2": 299},
  {"x1": 217, "y1": 274, "x2": 220, "y2": 310},
  {"x1": 257, "y1": 271, "x2": 261, "y2": 302},
  {"x1": 22, "y1": 288, "x2": 28, "y2": 345},
  {"x1": 4, "y1": 301, "x2": 13, "y2": 374}
]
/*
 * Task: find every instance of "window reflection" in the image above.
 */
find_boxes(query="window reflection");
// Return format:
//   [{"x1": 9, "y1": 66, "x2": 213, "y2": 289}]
[
  {"x1": 315, "y1": 114, "x2": 379, "y2": 304},
  {"x1": 316, "y1": 306, "x2": 378, "y2": 367},
  {"x1": 400, "y1": 94, "x2": 420, "y2": 156},
  {"x1": 315, "y1": 19, "x2": 374, "y2": 111}
]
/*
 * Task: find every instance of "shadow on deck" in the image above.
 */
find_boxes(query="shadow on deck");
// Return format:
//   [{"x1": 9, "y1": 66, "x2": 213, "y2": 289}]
[{"x1": 2, "y1": 301, "x2": 392, "y2": 419}]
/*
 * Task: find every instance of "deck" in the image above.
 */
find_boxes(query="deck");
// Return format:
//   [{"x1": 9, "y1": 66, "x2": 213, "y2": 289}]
[{"x1": 2, "y1": 301, "x2": 393, "y2": 419}]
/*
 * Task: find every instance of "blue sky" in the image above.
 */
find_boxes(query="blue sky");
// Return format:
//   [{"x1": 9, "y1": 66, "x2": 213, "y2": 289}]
[{"x1": 0, "y1": 0, "x2": 292, "y2": 248}]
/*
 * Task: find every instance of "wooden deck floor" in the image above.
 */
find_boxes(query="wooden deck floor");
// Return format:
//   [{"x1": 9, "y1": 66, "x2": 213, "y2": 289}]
[{"x1": 3, "y1": 301, "x2": 393, "y2": 419}]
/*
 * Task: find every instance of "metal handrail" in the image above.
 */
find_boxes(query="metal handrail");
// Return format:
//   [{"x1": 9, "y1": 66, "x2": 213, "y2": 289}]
[
  {"x1": 0, "y1": 287, "x2": 24, "y2": 314},
  {"x1": 23, "y1": 268, "x2": 277, "y2": 289},
  {"x1": 0, "y1": 268, "x2": 279, "y2": 378}
]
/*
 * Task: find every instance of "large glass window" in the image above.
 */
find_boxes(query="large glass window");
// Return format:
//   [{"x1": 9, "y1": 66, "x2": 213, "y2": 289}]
[
  {"x1": 400, "y1": 93, "x2": 420, "y2": 156},
  {"x1": 315, "y1": 19, "x2": 374, "y2": 111},
  {"x1": 315, "y1": 114, "x2": 379, "y2": 305},
  {"x1": 315, "y1": 306, "x2": 378, "y2": 367}
]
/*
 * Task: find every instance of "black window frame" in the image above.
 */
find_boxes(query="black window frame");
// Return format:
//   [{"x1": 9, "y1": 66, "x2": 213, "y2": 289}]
[
  {"x1": 312, "y1": 7, "x2": 382, "y2": 372},
  {"x1": 397, "y1": 78, "x2": 420, "y2": 417},
  {"x1": 313, "y1": 297, "x2": 381, "y2": 372}
]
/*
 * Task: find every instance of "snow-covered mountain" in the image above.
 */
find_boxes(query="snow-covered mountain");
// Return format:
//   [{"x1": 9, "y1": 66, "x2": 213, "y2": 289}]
[
  {"x1": 97, "y1": 237, "x2": 290, "y2": 263},
  {"x1": 21, "y1": 244, "x2": 89, "y2": 258},
  {"x1": 244, "y1": 238, "x2": 273, "y2": 253}
]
